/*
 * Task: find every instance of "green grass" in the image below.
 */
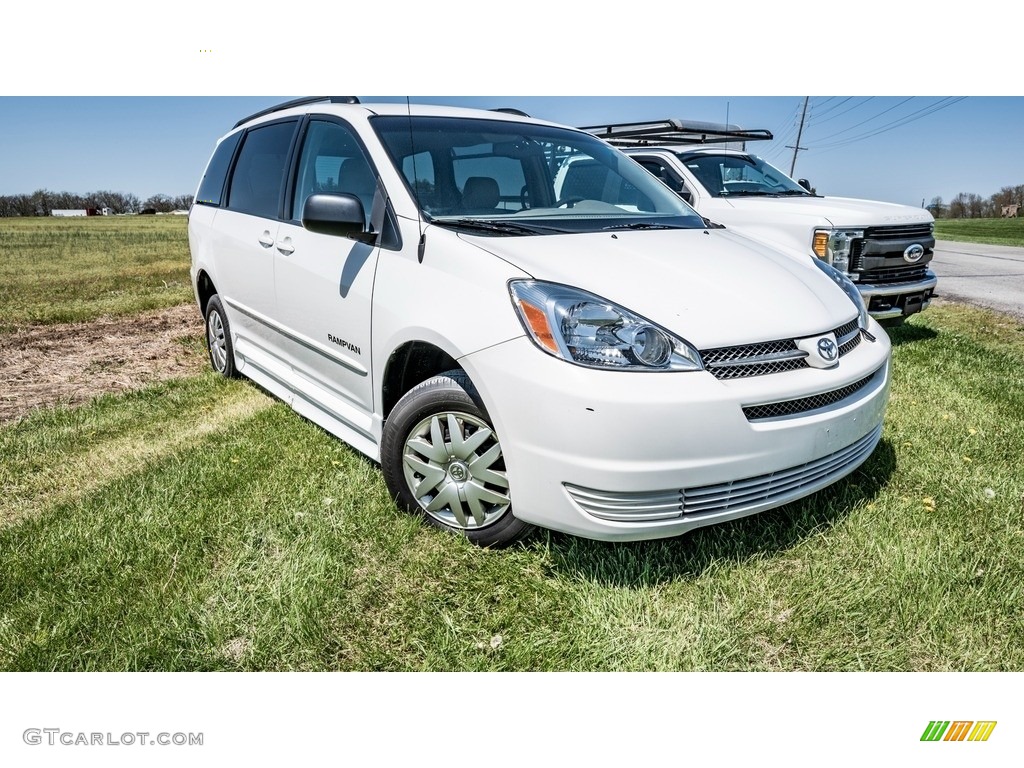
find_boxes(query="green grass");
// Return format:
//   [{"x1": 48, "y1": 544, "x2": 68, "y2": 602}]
[
  {"x1": 934, "y1": 217, "x2": 1024, "y2": 247},
  {"x1": 1, "y1": 304, "x2": 1022, "y2": 671},
  {"x1": 0, "y1": 216, "x2": 192, "y2": 331}
]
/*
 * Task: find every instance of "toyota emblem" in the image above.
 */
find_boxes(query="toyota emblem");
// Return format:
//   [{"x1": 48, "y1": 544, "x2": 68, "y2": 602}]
[
  {"x1": 817, "y1": 337, "x2": 838, "y2": 362},
  {"x1": 904, "y1": 243, "x2": 925, "y2": 263}
]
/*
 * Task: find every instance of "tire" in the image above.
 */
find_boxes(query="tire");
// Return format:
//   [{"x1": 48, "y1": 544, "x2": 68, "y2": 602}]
[
  {"x1": 205, "y1": 294, "x2": 238, "y2": 378},
  {"x1": 381, "y1": 370, "x2": 532, "y2": 548}
]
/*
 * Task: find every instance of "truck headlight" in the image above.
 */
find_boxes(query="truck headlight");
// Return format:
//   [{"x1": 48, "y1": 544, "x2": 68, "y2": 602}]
[
  {"x1": 812, "y1": 228, "x2": 864, "y2": 274},
  {"x1": 812, "y1": 257, "x2": 870, "y2": 330},
  {"x1": 509, "y1": 280, "x2": 703, "y2": 371}
]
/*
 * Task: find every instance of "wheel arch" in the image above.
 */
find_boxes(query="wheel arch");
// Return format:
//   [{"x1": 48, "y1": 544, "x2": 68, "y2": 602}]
[
  {"x1": 195, "y1": 269, "x2": 218, "y2": 316},
  {"x1": 381, "y1": 341, "x2": 461, "y2": 420}
]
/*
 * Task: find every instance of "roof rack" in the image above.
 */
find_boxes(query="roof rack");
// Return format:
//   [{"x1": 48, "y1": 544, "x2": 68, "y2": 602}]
[
  {"x1": 233, "y1": 96, "x2": 361, "y2": 129},
  {"x1": 579, "y1": 119, "x2": 773, "y2": 147},
  {"x1": 489, "y1": 107, "x2": 531, "y2": 117}
]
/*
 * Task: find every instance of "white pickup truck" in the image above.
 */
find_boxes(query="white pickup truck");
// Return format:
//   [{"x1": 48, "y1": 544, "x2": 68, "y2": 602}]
[{"x1": 581, "y1": 120, "x2": 937, "y2": 323}]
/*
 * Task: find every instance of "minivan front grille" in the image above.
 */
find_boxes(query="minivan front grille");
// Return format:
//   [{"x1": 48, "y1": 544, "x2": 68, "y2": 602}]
[
  {"x1": 701, "y1": 319, "x2": 861, "y2": 380},
  {"x1": 742, "y1": 371, "x2": 876, "y2": 421}
]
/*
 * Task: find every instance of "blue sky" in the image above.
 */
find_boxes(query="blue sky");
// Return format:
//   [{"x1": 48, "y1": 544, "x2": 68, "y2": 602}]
[
  {"x1": 1, "y1": 95, "x2": 1020, "y2": 207},
  {"x1": 2, "y1": 5, "x2": 1019, "y2": 209}
]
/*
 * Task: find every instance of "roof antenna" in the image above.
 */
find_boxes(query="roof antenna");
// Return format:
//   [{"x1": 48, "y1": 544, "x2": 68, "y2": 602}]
[{"x1": 407, "y1": 97, "x2": 426, "y2": 263}]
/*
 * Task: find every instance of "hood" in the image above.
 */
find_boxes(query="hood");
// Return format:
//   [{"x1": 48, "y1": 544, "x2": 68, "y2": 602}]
[
  {"x1": 722, "y1": 194, "x2": 934, "y2": 227},
  {"x1": 456, "y1": 227, "x2": 859, "y2": 349}
]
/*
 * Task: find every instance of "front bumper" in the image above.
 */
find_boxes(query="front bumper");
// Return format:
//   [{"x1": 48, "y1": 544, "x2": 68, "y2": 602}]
[
  {"x1": 857, "y1": 270, "x2": 938, "y2": 320},
  {"x1": 460, "y1": 322, "x2": 892, "y2": 541}
]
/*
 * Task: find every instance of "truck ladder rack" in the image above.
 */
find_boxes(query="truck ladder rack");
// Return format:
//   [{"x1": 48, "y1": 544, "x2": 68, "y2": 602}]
[{"x1": 579, "y1": 119, "x2": 772, "y2": 147}]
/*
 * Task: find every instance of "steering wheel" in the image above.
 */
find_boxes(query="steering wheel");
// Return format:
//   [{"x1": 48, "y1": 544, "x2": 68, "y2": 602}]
[
  {"x1": 553, "y1": 196, "x2": 585, "y2": 209},
  {"x1": 520, "y1": 184, "x2": 530, "y2": 210}
]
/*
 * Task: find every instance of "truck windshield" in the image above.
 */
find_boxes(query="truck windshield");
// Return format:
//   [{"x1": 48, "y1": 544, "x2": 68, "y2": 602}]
[
  {"x1": 372, "y1": 115, "x2": 706, "y2": 233},
  {"x1": 677, "y1": 152, "x2": 812, "y2": 198}
]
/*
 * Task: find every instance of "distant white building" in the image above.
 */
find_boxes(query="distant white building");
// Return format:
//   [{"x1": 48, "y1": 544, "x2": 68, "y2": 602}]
[{"x1": 52, "y1": 208, "x2": 107, "y2": 217}]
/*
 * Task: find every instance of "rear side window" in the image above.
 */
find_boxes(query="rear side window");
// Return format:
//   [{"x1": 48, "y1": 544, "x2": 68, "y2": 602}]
[
  {"x1": 226, "y1": 121, "x2": 298, "y2": 219},
  {"x1": 195, "y1": 131, "x2": 242, "y2": 207}
]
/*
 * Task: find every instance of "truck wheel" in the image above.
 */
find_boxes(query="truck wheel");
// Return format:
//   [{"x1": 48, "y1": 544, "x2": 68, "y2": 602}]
[
  {"x1": 205, "y1": 295, "x2": 238, "y2": 378},
  {"x1": 381, "y1": 370, "x2": 532, "y2": 548}
]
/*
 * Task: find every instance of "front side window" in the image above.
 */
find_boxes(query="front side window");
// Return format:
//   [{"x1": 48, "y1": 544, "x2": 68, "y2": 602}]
[
  {"x1": 679, "y1": 152, "x2": 811, "y2": 198},
  {"x1": 372, "y1": 116, "x2": 705, "y2": 234},
  {"x1": 225, "y1": 121, "x2": 297, "y2": 219},
  {"x1": 291, "y1": 119, "x2": 377, "y2": 226}
]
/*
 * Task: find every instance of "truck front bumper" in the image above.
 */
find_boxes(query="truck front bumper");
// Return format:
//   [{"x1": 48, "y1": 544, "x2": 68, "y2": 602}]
[{"x1": 858, "y1": 270, "x2": 938, "y2": 320}]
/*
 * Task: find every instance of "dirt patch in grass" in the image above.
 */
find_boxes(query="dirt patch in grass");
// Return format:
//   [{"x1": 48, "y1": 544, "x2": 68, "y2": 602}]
[{"x1": 0, "y1": 303, "x2": 205, "y2": 424}]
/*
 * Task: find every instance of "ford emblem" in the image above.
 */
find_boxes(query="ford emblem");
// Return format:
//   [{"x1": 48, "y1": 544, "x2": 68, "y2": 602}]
[{"x1": 904, "y1": 243, "x2": 925, "y2": 263}]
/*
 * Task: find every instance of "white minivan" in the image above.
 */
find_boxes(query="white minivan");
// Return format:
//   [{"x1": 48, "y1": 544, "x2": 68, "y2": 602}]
[{"x1": 188, "y1": 97, "x2": 892, "y2": 547}]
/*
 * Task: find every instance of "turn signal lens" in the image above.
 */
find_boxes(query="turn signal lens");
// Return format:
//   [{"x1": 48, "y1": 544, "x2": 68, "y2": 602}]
[{"x1": 812, "y1": 230, "x2": 829, "y2": 259}]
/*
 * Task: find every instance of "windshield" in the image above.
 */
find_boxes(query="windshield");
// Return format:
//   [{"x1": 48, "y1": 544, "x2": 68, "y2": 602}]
[
  {"x1": 372, "y1": 116, "x2": 706, "y2": 233},
  {"x1": 676, "y1": 151, "x2": 812, "y2": 198}
]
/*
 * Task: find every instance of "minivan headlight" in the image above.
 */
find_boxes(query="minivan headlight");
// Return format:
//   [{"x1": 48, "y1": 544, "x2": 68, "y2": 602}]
[
  {"x1": 812, "y1": 257, "x2": 870, "y2": 329},
  {"x1": 509, "y1": 280, "x2": 702, "y2": 371}
]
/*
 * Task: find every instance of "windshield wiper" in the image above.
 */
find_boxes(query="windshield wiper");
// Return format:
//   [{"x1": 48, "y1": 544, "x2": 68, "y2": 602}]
[
  {"x1": 720, "y1": 190, "x2": 780, "y2": 197},
  {"x1": 776, "y1": 189, "x2": 813, "y2": 196},
  {"x1": 601, "y1": 222, "x2": 683, "y2": 231},
  {"x1": 435, "y1": 218, "x2": 563, "y2": 236}
]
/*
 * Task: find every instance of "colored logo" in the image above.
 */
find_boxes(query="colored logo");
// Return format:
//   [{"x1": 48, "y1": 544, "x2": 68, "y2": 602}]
[{"x1": 920, "y1": 721, "x2": 997, "y2": 742}]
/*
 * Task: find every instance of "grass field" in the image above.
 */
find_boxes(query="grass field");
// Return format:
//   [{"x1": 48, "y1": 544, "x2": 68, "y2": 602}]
[
  {"x1": 1, "y1": 219, "x2": 1022, "y2": 671},
  {"x1": 0, "y1": 216, "x2": 191, "y2": 331},
  {"x1": 934, "y1": 217, "x2": 1024, "y2": 247}
]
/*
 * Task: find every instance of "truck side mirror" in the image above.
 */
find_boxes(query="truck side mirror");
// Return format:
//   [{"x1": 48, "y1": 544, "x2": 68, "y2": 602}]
[
  {"x1": 678, "y1": 188, "x2": 693, "y2": 205},
  {"x1": 798, "y1": 179, "x2": 812, "y2": 192}
]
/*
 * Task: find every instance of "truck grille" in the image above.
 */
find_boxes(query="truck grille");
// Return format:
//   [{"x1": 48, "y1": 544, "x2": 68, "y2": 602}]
[
  {"x1": 859, "y1": 264, "x2": 929, "y2": 284},
  {"x1": 701, "y1": 319, "x2": 862, "y2": 380},
  {"x1": 863, "y1": 224, "x2": 933, "y2": 240},
  {"x1": 849, "y1": 223, "x2": 934, "y2": 281}
]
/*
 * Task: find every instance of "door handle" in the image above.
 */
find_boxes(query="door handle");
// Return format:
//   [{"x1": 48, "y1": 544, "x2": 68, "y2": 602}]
[
  {"x1": 258, "y1": 231, "x2": 275, "y2": 248},
  {"x1": 277, "y1": 237, "x2": 295, "y2": 256}
]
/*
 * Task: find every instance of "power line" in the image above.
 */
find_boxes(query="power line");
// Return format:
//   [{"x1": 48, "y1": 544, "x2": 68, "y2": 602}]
[
  {"x1": 810, "y1": 96, "x2": 874, "y2": 125},
  {"x1": 812, "y1": 97, "x2": 967, "y2": 150},
  {"x1": 810, "y1": 97, "x2": 915, "y2": 143}
]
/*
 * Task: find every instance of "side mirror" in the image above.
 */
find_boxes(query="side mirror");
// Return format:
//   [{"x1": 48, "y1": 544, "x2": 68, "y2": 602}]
[
  {"x1": 302, "y1": 193, "x2": 373, "y2": 242},
  {"x1": 679, "y1": 189, "x2": 693, "y2": 205},
  {"x1": 797, "y1": 178, "x2": 812, "y2": 192}
]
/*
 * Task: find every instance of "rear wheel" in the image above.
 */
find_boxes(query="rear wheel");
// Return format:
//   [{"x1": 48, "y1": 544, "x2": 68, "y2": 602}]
[
  {"x1": 381, "y1": 370, "x2": 532, "y2": 547},
  {"x1": 205, "y1": 294, "x2": 238, "y2": 378}
]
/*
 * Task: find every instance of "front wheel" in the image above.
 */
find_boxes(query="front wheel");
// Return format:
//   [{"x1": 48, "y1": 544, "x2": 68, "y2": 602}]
[{"x1": 381, "y1": 370, "x2": 532, "y2": 547}]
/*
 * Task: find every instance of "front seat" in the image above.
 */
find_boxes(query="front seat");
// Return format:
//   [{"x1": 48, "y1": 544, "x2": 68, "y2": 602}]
[{"x1": 460, "y1": 176, "x2": 500, "y2": 214}]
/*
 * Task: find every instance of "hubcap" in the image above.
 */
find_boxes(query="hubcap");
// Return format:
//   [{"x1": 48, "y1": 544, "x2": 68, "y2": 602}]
[
  {"x1": 402, "y1": 411, "x2": 511, "y2": 530},
  {"x1": 207, "y1": 310, "x2": 228, "y2": 372}
]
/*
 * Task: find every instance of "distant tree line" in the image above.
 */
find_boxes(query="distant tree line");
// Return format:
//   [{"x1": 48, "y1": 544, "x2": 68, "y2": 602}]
[
  {"x1": 927, "y1": 185, "x2": 1024, "y2": 219},
  {"x1": 0, "y1": 190, "x2": 194, "y2": 217}
]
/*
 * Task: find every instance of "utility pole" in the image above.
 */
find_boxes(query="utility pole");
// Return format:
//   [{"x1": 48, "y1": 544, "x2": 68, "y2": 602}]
[{"x1": 787, "y1": 96, "x2": 809, "y2": 176}]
